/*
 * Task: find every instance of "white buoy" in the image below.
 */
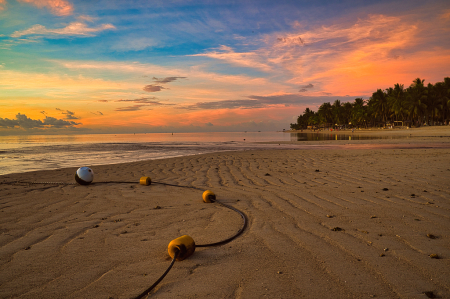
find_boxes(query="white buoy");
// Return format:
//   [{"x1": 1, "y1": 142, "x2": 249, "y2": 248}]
[{"x1": 75, "y1": 167, "x2": 94, "y2": 185}]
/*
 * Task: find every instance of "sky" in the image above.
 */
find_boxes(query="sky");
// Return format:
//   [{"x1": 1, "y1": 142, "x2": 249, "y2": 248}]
[{"x1": 0, "y1": 0, "x2": 449, "y2": 135}]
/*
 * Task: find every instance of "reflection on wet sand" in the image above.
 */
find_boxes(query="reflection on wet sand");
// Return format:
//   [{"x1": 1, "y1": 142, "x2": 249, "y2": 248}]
[{"x1": 291, "y1": 132, "x2": 411, "y2": 141}]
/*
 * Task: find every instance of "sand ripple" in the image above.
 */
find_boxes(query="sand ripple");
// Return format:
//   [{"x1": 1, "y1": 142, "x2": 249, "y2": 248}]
[{"x1": 1, "y1": 148, "x2": 449, "y2": 298}]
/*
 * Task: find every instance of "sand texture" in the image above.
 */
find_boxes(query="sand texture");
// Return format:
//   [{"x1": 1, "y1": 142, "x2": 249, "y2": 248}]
[{"x1": 1, "y1": 131, "x2": 450, "y2": 298}]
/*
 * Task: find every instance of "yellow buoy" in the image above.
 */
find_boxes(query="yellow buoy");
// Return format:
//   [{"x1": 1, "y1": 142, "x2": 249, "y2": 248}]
[
  {"x1": 202, "y1": 190, "x2": 216, "y2": 203},
  {"x1": 168, "y1": 235, "x2": 195, "y2": 261},
  {"x1": 140, "y1": 176, "x2": 151, "y2": 185}
]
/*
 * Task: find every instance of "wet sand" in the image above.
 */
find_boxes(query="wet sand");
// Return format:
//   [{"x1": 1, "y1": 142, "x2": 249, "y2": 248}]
[
  {"x1": 1, "y1": 127, "x2": 450, "y2": 298},
  {"x1": 282, "y1": 126, "x2": 450, "y2": 145}
]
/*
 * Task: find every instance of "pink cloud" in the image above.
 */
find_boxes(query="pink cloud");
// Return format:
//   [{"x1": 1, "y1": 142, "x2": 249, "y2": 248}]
[
  {"x1": 440, "y1": 10, "x2": 450, "y2": 20},
  {"x1": 18, "y1": 0, "x2": 73, "y2": 16},
  {"x1": 11, "y1": 22, "x2": 115, "y2": 37},
  {"x1": 263, "y1": 13, "x2": 449, "y2": 95},
  {"x1": 0, "y1": 0, "x2": 6, "y2": 11}
]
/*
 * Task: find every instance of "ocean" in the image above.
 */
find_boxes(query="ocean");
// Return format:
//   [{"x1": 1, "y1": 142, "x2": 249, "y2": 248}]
[
  {"x1": 0, "y1": 131, "x2": 428, "y2": 176},
  {"x1": 0, "y1": 132, "x2": 299, "y2": 175}
]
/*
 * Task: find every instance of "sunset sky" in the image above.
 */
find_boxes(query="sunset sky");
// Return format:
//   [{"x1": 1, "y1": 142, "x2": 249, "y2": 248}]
[{"x1": 1, "y1": 0, "x2": 449, "y2": 134}]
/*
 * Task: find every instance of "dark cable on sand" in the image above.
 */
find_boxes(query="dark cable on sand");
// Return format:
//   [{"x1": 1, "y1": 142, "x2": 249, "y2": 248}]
[
  {"x1": 196, "y1": 198, "x2": 247, "y2": 247},
  {"x1": 133, "y1": 250, "x2": 179, "y2": 299},
  {"x1": 0, "y1": 180, "x2": 77, "y2": 185},
  {"x1": 1, "y1": 179, "x2": 248, "y2": 297},
  {"x1": 0, "y1": 180, "x2": 204, "y2": 191},
  {"x1": 133, "y1": 198, "x2": 247, "y2": 297}
]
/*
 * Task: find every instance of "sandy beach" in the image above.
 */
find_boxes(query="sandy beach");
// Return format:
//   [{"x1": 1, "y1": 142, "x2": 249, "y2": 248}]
[{"x1": 1, "y1": 127, "x2": 450, "y2": 298}]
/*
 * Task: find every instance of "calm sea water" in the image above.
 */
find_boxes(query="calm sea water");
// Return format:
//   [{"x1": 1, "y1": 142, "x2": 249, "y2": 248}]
[
  {"x1": 0, "y1": 131, "x2": 424, "y2": 176},
  {"x1": 0, "y1": 132, "x2": 296, "y2": 175}
]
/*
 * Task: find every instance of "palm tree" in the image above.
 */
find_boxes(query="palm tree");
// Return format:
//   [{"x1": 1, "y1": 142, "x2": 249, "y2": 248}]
[
  {"x1": 290, "y1": 76, "x2": 450, "y2": 130},
  {"x1": 369, "y1": 89, "x2": 389, "y2": 126},
  {"x1": 318, "y1": 102, "x2": 333, "y2": 127},
  {"x1": 426, "y1": 83, "x2": 441, "y2": 125},
  {"x1": 342, "y1": 102, "x2": 353, "y2": 127},
  {"x1": 292, "y1": 107, "x2": 318, "y2": 129},
  {"x1": 290, "y1": 122, "x2": 300, "y2": 130},
  {"x1": 439, "y1": 77, "x2": 450, "y2": 124},
  {"x1": 406, "y1": 78, "x2": 427, "y2": 126},
  {"x1": 387, "y1": 83, "x2": 406, "y2": 123},
  {"x1": 303, "y1": 108, "x2": 315, "y2": 127},
  {"x1": 332, "y1": 99, "x2": 342, "y2": 126},
  {"x1": 351, "y1": 98, "x2": 367, "y2": 128},
  {"x1": 309, "y1": 112, "x2": 319, "y2": 128}
]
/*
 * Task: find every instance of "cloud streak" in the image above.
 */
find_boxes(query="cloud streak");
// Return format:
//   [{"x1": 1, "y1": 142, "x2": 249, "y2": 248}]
[
  {"x1": 116, "y1": 97, "x2": 174, "y2": 105},
  {"x1": 11, "y1": 22, "x2": 115, "y2": 38},
  {"x1": 115, "y1": 105, "x2": 150, "y2": 112},
  {"x1": 299, "y1": 83, "x2": 314, "y2": 92},
  {"x1": 272, "y1": 12, "x2": 447, "y2": 96},
  {"x1": 111, "y1": 37, "x2": 158, "y2": 51},
  {"x1": 182, "y1": 94, "x2": 356, "y2": 110},
  {"x1": 191, "y1": 45, "x2": 272, "y2": 72},
  {"x1": 152, "y1": 77, "x2": 186, "y2": 84}
]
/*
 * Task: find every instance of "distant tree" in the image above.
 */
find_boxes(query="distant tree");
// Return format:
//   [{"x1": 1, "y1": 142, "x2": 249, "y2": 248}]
[
  {"x1": 387, "y1": 83, "x2": 406, "y2": 122},
  {"x1": 436, "y1": 77, "x2": 450, "y2": 124},
  {"x1": 331, "y1": 99, "x2": 342, "y2": 126},
  {"x1": 303, "y1": 108, "x2": 316, "y2": 127},
  {"x1": 318, "y1": 102, "x2": 333, "y2": 126},
  {"x1": 290, "y1": 76, "x2": 449, "y2": 129},
  {"x1": 351, "y1": 98, "x2": 367, "y2": 128},
  {"x1": 290, "y1": 107, "x2": 317, "y2": 129},
  {"x1": 369, "y1": 89, "x2": 389, "y2": 126},
  {"x1": 342, "y1": 102, "x2": 353, "y2": 126},
  {"x1": 290, "y1": 122, "x2": 301, "y2": 130},
  {"x1": 426, "y1": 83, "x2": 440, "y2": 125},
  {"x1": 406, "y1": 78, "x2": 427, "y2": 126}
]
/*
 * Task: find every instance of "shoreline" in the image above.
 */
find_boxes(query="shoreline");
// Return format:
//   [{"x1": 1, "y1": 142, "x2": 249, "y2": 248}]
[
  {"x1": 273, "y1": 126, "x2": 450, "y2": 146},
  {"x1": 283, "y1": 125, "x2": 450, "y2": 136},
  {"x1": 1, "y1": 126, "x2": 450, "y2": 177},
  {"x1": 1, "y1": 129, "x2": 450, "y2": 298}
]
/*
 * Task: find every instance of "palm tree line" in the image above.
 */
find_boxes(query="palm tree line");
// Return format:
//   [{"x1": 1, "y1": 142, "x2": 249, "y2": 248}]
[{"x1": 290, "y1": 77, "x2": 450, "y2": 130}]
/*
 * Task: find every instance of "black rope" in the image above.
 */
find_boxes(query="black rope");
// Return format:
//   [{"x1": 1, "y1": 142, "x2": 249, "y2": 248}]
[
  {"x1": 133, "y1": 249, "x2": 179, "y2": 299},
  {"x1": 2, "y1": 178, "x2": 248, "y2": 297},
  {"x1": 153, "y1": 181, "x2": 205, "y2": 191},
  {"x1": 0, "y1": 180, "x2": 203, "y2": 190},
  {"x1": 132, "y1": 199, "x2": 247, "y2": 298},
  {"x1": 196, "y1": 198, "x2": 247, "y2": 247},
  {"x1": 90, "y1": 181, "x2": 205, "y2": 191},
  {"x1": 0, "y1": 181, "x2": 77, "y2": 185},
  {"x1": 1, "y1": 179, "x2": 247, "y2": 245}
]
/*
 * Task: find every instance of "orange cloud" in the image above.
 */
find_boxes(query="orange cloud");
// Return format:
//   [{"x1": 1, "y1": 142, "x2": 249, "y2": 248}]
[
  {"x1": 440, "y1": 10, "x2": 450, "y2": 20},
  {"x1": 95, "y1": 104, "x2": 297, "y2": 130},
  {"x1": 188, "y1": 13, "x2": 441, "y2": 97},
  {"x1": 18, "y1": 0, "x2": 73, "y2": 16},
  {"x1": 11, "y1": 22, "x2": 115, "y2": 37},
  {"x1": 264, "y1": 13, "x2": 449, "y2": 95},
  {"x1": 54, "y1": 60, "x2": 182, "y2": 76},
  {"x1": 0, "y1": 0, "x2": 6, "y2": 10},
  {"x1": 53, "y1": 59, "x2": 287, "y2": 103},
  {"x1": 75, "y1": 101, "x2": 298, "y2": 131},
  {"x1": 0, "y1": 70, "x2": 140, "y2": 94}
]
